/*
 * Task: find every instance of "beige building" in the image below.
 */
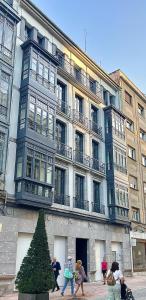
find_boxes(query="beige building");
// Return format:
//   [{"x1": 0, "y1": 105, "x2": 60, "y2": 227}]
[{"x1": 110, "y1": 70, "x2": 146, "y2": 273}]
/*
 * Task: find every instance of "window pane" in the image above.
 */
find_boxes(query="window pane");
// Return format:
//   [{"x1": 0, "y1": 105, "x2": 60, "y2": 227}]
[
  {"x1": 0, "y1": 20, "x2": 3, "y2": 45},
  {"x1": 26, "y1": 156, "x2": 32, "y2": 178},
  {"x1": 4, "y1": 22, "x2": 13, "y2": 51},
  {"x1": 29, "y1": 103, "x2": 35, "y2": 129},
  {"x1": 36, "y1": 107, "x2": 41, "y2": 133},
  {"x1": 40, "y1": 161, "x2": 45, "y2": 182},
  {"x1": 32, "y1": 58, "x2": 37, "y2": 72},
  {"x1": 19, "y1": 103, "x2": 26, "y2": 129},
  {"x1": 47, "y1": 164, "x2": 52, "y2": 184},
  {"x1": 38, "y1": 63, "x2": 43, "y2": 76},
  {"x1": 42, "y1": 111, "x2": 47, "y2": 136},
  {"x1": 48, "y1": 114, "x2": 54, "y2": 139},
  {"x1": 16, "y1": 156, "x2": 22, "y2": 177},
  {"x1": 34, "y1": 159, "x2": 40, "y2": 180}
]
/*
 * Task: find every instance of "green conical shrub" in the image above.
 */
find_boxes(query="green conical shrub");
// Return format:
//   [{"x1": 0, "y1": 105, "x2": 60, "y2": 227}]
[{"x1": 15, "y1": 210, "x2": 54, "y2": 294}]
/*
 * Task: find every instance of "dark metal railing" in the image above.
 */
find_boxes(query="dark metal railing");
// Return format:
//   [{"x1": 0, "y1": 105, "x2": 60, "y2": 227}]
[
  {"x1": 74, "y1": 150, "x2": 90, "y2": 167},
  {"x1": 56, "y1": 99, "x2": 71, "y2": 117},
  {"x1": 73, "y1": 109, "x2": 89, "y2": 128},
  {"x1": 90, "y1": 157, "x2": 105, "y2": 174},
  {"x1": 92, "y1": 203, "x2": 105, "y2": 214},
  {"x1": 56, "y1": 142, "x2": 72, "y2": 159},
  {"x1": 73, "y1": 196, "x2": 89, "y2": 211},
  {"x1": 54, "y1": 193, "x2": 70, "y2": 206},
  {"x1": 58, "y1": 57, "x2": 102, "y2": 98},
  {"x1": 90, "y1": 120, "x2": 102, "y2": 139}
]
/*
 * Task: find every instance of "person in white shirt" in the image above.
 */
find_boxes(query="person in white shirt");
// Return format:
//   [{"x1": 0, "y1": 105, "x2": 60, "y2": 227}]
[{"x1": 106, "y1": 261, "x2": 124, "y2": 300}]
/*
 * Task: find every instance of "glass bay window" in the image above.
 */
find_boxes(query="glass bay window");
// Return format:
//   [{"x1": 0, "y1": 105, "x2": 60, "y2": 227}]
[{"x1": 0, "y1": 15, "x2": 14, "y2": 58}]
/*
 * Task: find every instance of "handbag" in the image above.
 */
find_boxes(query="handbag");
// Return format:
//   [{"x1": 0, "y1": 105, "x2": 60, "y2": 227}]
[
  {"x1": 64, "y1": 268, "x2": 73, "y2": 279},
  {"x1": 107, "y1": 271, "x2": 116, "y2": 286}
]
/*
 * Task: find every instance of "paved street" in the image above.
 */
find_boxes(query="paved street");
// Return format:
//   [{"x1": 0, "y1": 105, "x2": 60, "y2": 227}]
[{"x1": 0, "y1": 276, "x2": 146, "y2": 300}]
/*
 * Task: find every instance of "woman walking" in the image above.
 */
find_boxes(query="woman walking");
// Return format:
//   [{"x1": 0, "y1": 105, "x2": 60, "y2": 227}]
[
  {"x1": 101, "y1": 258, "x2": 108, "y2": 284},
  {"x1": 106, "y1": 261, "x2": 124, "y2": 300},
  {"x1": 74, "y1": 260, "x2": 87, "y2": 297}
]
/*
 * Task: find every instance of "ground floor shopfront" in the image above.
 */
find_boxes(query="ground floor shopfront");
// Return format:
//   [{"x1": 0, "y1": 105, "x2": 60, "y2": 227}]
[
  {"x1": 0, "y1": 206, "x2": 132, "y2": 292},
  {"x1": 131, "y1": 230, "x2": 146, "y2": 272}
]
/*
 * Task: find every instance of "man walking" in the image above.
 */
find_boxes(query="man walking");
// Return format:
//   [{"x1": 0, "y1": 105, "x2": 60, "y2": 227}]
[{"x1": 51, "y1": 257, "x2": 61, "y2": 292}]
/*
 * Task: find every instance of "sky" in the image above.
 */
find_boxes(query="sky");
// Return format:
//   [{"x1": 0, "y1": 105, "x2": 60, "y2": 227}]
[{"x1": 32, "y1": 0, "x2": 146, "y2": 93}]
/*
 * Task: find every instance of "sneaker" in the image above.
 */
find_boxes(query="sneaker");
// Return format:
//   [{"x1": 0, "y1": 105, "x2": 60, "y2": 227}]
[{"x1": 61, "y1": 292, "x2": 64, "y2": 296}]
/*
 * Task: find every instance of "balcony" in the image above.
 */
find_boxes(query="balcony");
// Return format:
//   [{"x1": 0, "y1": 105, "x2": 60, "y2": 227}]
[
  {"x1": 72, "y1": 109, "x2": 89, "y2": 129},
  {"x1": 54, "y1": 193, "x2": 70, "y2": 206},
  {"x1": 92, "y1": 203, "x2": 105, "y2": 214},
  {"x1": 56, "y1": 142, "x2": 72, "y2": 160},
  {"x1": 56, "y1": 99, "x2": 71, "y2": 118},
  {"x1": 112, "y1": 126, "x2": 125, "y2": 140},
  {"x1": 90, "y1": 120, "x2": 102, "y2": 140},
  {"x1": 114, "y1": 163, "x2": 127, "y2": 174},
  {"x1": 0, "y1": 44, "x2": 12, "y2": 60},
  {"x1": 90, "y1": 157, "x2": 105, "y2": 174},
  {"x1": 58, "y1": 57, "x2": 102, "y2": 102},
  {"x1": 73, "y1": 196, "x2": 89, "y2": 211},
  {"x1": 0, "y1": 104, "x2": 7, "y2": 118},
  {"x1": 74, "y1": 150, "x2": 90, "y2": 167}
]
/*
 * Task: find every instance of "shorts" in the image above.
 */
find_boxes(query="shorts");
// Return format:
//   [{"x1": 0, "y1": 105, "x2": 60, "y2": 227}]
[{"x1": 102, "y1": 270, "x2": 107, "y2": 275}]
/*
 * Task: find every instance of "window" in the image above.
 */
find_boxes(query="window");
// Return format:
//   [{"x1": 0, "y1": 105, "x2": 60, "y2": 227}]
[
  {"x1": 142, "y1": 155, "x2": 146, "y2": 167},
  {"x1": 110, "y1": 95, "x2": 115, "y2": 105},
  {"x1": 75, "y1": 94, "x2": 83, "y2": 113},
  {"x1": 138, "y1": 104, "x2": 144, "y2": 117},
  {"x1": 56, "y1": 120, "x2": 65, "y2": 144},
  {"x1": 75, "y1": 174, "x2": 84, "y2": 201},
  {"x1": 57, "y1": 81, "x2": 66, "y2": 102},
  {"x1": 93, "y1": 181, "x2": 100, "y2": 212},
  {"x1": 114, "y1": 146, "x2": 127, "y2": 173},
  {"x1": 115, "y1": 183, "x2": 128, "y2": 208},
  {"x1": 128, "y1": 146, "x2": 136, "y2": 160},
  {"x1": 0, "y1": 16, "x2": 14, "y2": 58},
  {"x1": 112, "y1": 112, "x2": 125, "y2": 139},
  {"x1": 74, "y1": 65, "x2": 81, "y2": 82},
  {"x1": 0, "y1": 71, "x2": 10, "y2": 118},
  {"x1": 75, "y1": 131, "x2": 83, "y2": 152},
  {"x1": 89, "y1": 77, "x2": 96, "y2": 93},
  {"x1": 132, "y1": 208, "x2": 140, "y2": 222},
  {"x1": 140, "y1": 129, "x2": 146, "y2": 141},
  {"x1": 28, "y1": 95, "x2": 55, "y2": 140},
  {"x1": 107, "y1": 151, "x2": 112, "y2": 170},
  {"x1": 55, "y1": 167, "x2": 65, "y2": 196},
  {"x1": 0, "y1": 132, "x2": 5, "y2": 172},
  {"x1": 24, "y1": 181, "x2": 51, "y2": 198},
  {"x1": 125, "y1": 91, "x2": 132, "y2": 105},
  {"x1": 19, "y1": 100, "x2": 26, "y2": 129},
  {"x1": 26, "y1": 148, "x2": 53, "y2": 184},
  {"x1": 28, "y1": 51, "x2": 56, "y2": 92},
  {"x1": 91, "y1": 105, "x2": 98, "y2": 124},
  {"x1": 24, "y1": 24, "x2": 31, "y2": 41},
  {"x1": 143, "y1": 183, "x2": 146, "y2": 194},
  {"x1": 129, "y1": 176, "x2": 137, "y2": 190},
  {"x1": 126, "y1": 119, "x2": 134, "y2": 131},
  {"x1": 92, "y1": 140, "x2": 98, "y2": 160},
  {"x1": 16, "y1": 154, "x2": 23, "y2": 178}
]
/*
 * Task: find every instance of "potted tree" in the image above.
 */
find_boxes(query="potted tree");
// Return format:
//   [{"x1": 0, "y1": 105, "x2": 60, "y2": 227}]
[{"x1": 15, "y1": 210, "x2": 54, "y2": 300}]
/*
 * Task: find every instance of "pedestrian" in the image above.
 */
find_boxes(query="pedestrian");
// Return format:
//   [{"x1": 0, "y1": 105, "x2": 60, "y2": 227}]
[
  {"x1": 121, "y1": 278, "x2": 127, "y2": 300},
  {"x1": 51, "y1": 257, "x2": 61, "y2": 292},
  {"x1": 61, "y1": 256, "x2": 74, "y2": 296},
  {"x1": 74, "y1": 260, "x2": 87, "y2": 297},
  {"x1": 106, "y1": 261, "x2": 124, "y2": 300},
  {"x1": 101, "y1": 257, "x2": 108, "y2": 284}
]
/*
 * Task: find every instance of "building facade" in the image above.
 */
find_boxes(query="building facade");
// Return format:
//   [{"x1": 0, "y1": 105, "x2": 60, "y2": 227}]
[
  {"x1": 0, "y1": 0, "x2": 131, "y2": 292},
  {"x1": 110, "y1": 70, "x2": 146, "y2": 273}
]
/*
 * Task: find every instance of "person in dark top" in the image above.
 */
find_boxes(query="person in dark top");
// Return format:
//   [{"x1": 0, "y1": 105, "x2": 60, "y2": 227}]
[{"x1": 51, "y1": 257, "x2": 61, "y2": 292}]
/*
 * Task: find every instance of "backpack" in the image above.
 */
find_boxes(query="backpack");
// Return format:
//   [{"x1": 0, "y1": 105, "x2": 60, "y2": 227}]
[{"x1": 107, "y1": 271, "x2": 116, "y2": 286}]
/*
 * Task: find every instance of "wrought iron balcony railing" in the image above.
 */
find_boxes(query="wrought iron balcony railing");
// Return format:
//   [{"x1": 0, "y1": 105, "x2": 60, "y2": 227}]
[
  {"x1": 90, "y1": 120, "x2": 102, "y2": 139},
  {"x1": 73, "y1": 196, "x2": 89, "y2": 211},
  {"x1": 73, "y1": 150, "x2": 90, "y2": 167},
  {"x1": 92, "y1": 203, "x2": 105, "y2": 214},
  {"x1": 56, "y1": 99, "x2": 71, "y2": 118},
  {"x1": 90, "y1": 157, "x2": 105, "y2": 174},
  {"x1": 54, "y1": 193, "x2": 70, "y2": 206},
  {"x1": 56, "y1": 142, "x2": 72, "y2": 160},
  {"x1": 0, "y1": 44, "x2": 12, "y2": 59},
  {"x1": 0, "y1": 104, "x2": 7, "y2": 117},
  {"x1": 58, "y1": 57, "x2": 102, "y2": 99},
  {"x1": 72, "y1": 109, "x2": 89, "y2": 129}
]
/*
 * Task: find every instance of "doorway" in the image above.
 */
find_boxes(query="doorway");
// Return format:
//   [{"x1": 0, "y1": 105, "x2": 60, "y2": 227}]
[{"x1": 76, "y1": 238, "x2": 88, "y2": 275}]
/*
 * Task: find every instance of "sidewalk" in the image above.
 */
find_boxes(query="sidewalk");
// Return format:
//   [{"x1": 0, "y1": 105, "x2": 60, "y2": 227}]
[{"x1": 0, "y1": 276, "x2": 146, "y2": 300}]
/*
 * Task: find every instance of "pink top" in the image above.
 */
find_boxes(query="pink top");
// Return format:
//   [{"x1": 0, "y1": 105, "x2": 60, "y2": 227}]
[{"x1": 101, "y1": 261, "x2": 107, "y2": 270}]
